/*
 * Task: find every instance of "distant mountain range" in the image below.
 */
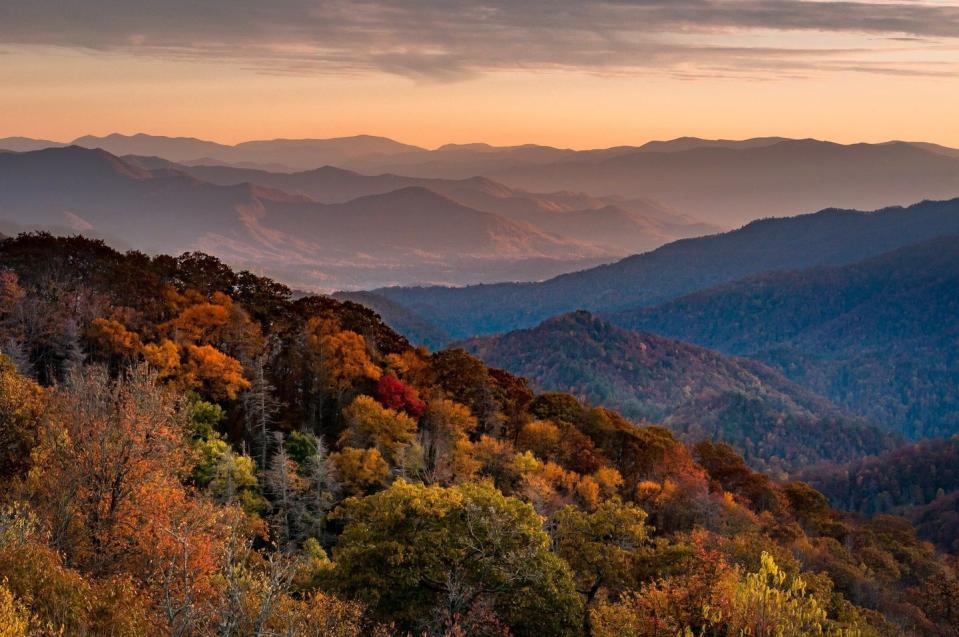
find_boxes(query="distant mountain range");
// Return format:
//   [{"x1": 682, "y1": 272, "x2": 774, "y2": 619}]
[
  {"x1": 0, "y1": 133, "x2": 422, "y2": 170},
  {"x1": 0, "y1": 136, "x2": 68, "y2": 153},
  {"x1": 122, "y1": 155, "x2": 715, "y2": 255},
  {"x1": 460, "y1": 311, "x2": 897, "y2": 475},
  {"x1": 0, "y1": 145, "x2": 716, "y2": 290},
  {"x1": 0, "y1": 146, "x2": 626, "y2": 290},
  {"x1": 373, "y1": 197, "x2": 959, "y2": 340},
  {"x1": 486, "y1": 139, "x2": 959, "y2": 226},
  {"x1": 612, "y1": 236, "x2": 959, "y2": 439},
  {"x1": 5, "y1": 133, "x2": 959, "y2": 228}
]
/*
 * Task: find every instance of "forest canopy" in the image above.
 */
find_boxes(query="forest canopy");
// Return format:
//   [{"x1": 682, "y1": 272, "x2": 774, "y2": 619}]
[{"x1": 0, "y1": 233, "x2": 956, "y2": 636}]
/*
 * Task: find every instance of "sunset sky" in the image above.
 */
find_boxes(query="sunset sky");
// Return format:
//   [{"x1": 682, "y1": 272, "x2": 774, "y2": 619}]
[{"x1": 2, "y1": 0, "x2": 959, "y2": 149}]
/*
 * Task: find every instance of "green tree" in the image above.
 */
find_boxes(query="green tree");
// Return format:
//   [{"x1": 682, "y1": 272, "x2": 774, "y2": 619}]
[
  {"x1": 202, "y1": 442, "x2": 269, "y2": 516},
  {"x1": 185, "y1": 395, "x2": 225, "y2": 442},
  {"x1": 554, "y1": 498, "x2": 649, "y2": 636},
  {"x1": 331, "y1": 480, "x2": 581, "y2": 636},
  {"x1": 0, "y1": 355, "x2": 44, "y2": 480}
]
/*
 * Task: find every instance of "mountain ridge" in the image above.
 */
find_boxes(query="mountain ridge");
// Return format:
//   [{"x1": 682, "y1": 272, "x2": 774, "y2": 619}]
[
  {"x1": 120, "y1": 154, "x2": 715, "y2": 254},
  {"x1": 612, "y1": 235, "x2": 959, "y2": 438},
  {"x1": 0, "y1": 146, "x2": 610, "y2": 291},
  {"x1": 485, "y1": 139, "x2": 959, "y2": 225},
  {"x1": 373, "y1": 197, "x2": 959, "y2": 341},
  {"x1": 460, "y1": 310, "x2": 897, "y2": 475}
]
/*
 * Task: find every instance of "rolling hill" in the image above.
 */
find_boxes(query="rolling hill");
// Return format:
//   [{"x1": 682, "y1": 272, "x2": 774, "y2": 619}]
[
  {"x1": 461, "y1": 311, "x2": 897, "y2": 475},
  {"x1": 2, "y1": 232, "x2": 953, "y2": 636},
  {"x1": 374, "y1": 198, "x2": 959, "y2": 341},
  {"x1": 613, "y1": 236, "x2": 959, "y2": 438},
  {"x1": 330, "y1": 290, "x2": 452, "y2": 351}
]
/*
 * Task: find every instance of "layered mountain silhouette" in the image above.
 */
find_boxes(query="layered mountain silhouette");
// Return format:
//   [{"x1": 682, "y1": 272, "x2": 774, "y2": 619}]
[
  {"x1": 487, "y1": 139, "x2": 959, "y2": 226},
  {"x1": 0, "y1": 146, "x2": 618, "y2": 290},
  {"x1": 8, "y1": 134, "x2": 790, "y2": 174},
  {"x1": 460, "y1": 311, "x2": 896, "y2": 475},
  {"x1": 10, "y1": 134, "x2": 959, "y2": 229},
  {"x1": 612, "y1": 236, "x2": 959, "y2": 439},
  {"x1": 373, "y1": 198, "x2": 959, "y2": 340},
  {"x1": 69, "y1": 133, "x2": 423, "y2": 170},
  {"x1": 0, "y1": 136, "x2": 67, "y2": 153},
  {"x1": 122, "y1": 155, "x2": 713, "y2": 255}
]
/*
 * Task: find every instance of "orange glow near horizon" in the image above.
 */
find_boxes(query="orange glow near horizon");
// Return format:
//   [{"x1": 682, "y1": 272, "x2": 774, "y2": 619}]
[{"x1": 3, "y1": 45, "x2": 959, "y2": 149}]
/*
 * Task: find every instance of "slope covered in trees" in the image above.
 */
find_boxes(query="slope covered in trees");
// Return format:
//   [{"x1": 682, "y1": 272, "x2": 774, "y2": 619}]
[
  {"x1": 375, "y1": 197, "x2": 959, "y2": 341},
  {"x1": 461, "y1": 311, "x2": 897, "y2": 476},
  {"x1": 0, "y1": 233, "x2": 956, "y2": 636},
  {"x1": 331, "y1": 289, "x2": 452, "y2": 351},
  {"x1": 614, "y1": 236, "x2": 959, "y2": 438},
  {"x1": 806, "y1": 438, "x2": 959, "y2": 553}
]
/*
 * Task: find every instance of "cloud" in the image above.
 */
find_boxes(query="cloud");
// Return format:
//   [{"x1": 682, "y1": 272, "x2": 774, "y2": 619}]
[{"x1": 1, "y1": 0, "x2": 957, "y2": 80}]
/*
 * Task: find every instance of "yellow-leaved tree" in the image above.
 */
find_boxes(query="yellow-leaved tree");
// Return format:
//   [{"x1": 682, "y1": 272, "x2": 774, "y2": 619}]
[
  {"x1": 701, "y1": 552, "x2": 840, "y2": 637},
  {"x1": 304, "y1": 317, "x2": 381, "y2": 425}
]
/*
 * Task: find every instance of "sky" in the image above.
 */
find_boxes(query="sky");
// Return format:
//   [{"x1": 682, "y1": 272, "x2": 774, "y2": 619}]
[{"x1": 2, "y1": 0, "x2": 959, "y2": 149}]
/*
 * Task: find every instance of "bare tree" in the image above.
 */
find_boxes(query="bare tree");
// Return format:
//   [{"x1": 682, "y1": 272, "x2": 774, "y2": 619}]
[
  {"x1": 243, "y1": 353, "x2": 280, "y2": 471},
  {"x1": 265, "y1": 434, "x2": 304, "y2": 551},
  {"x1": 301, "y1": 435, "x2": 339, "y2": 544},
  {"x1": 214, "y1": 512, "x2": 296, "y2": 637}
]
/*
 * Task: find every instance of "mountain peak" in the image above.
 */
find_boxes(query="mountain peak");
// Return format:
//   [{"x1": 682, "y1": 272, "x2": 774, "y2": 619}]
[
  {"x1": 359, "y1": 185, "x2": 459, "y2": 205},
  {"x1": 5, "y1": 145, "x2": 152, "y2": 180}
]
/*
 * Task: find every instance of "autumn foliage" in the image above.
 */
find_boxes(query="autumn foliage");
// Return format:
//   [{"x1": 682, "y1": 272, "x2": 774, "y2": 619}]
[
  {"x1": 0, "y1": 235, "x2": 955, "y2": 637},
  {"x1": 376, "y1": 372, "x2": 425, "y2": 417}
]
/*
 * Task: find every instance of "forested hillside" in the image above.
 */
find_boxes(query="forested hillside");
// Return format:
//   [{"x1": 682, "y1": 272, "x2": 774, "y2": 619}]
[
  {"x1": 614, "y1": 236, "x2": 959, "y2": 438},
  {"x1": 461, "y1": 311, "x2": 898, "y2": 476},
  {"x1": 375, "y1": 197, "x2": 959, "y2": 340},
  {"x1": 807, "y1": 438, "x2": 959, "y2": 553},
  {"x1": 331, "y1": 290, "x2": 452, "y2": 350},
  {"x1": 1, "y1": 234, "x2": 957, "y2": 635}
]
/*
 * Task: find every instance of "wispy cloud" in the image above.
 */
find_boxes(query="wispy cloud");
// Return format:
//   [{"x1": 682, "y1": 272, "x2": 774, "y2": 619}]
[{"x1": 1, "y1": 0, "x2": 957, "y2": 80}]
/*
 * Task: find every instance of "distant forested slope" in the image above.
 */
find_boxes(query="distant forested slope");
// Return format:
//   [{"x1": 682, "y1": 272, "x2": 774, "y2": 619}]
[
  {"x1": 462, "y1": 311, "x2": 897, "y2": 475},
  {"x1": 615, "y1": 236, "x2": 959, "y2": 438},
  {"x1": 377, "y1": 198, "x2": 959, "y2": 340}
]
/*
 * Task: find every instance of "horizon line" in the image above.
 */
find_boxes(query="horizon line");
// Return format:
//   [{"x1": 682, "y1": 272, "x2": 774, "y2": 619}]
[{"x1": 2, "y1": 131, "x2": 958, "y2": 153}]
